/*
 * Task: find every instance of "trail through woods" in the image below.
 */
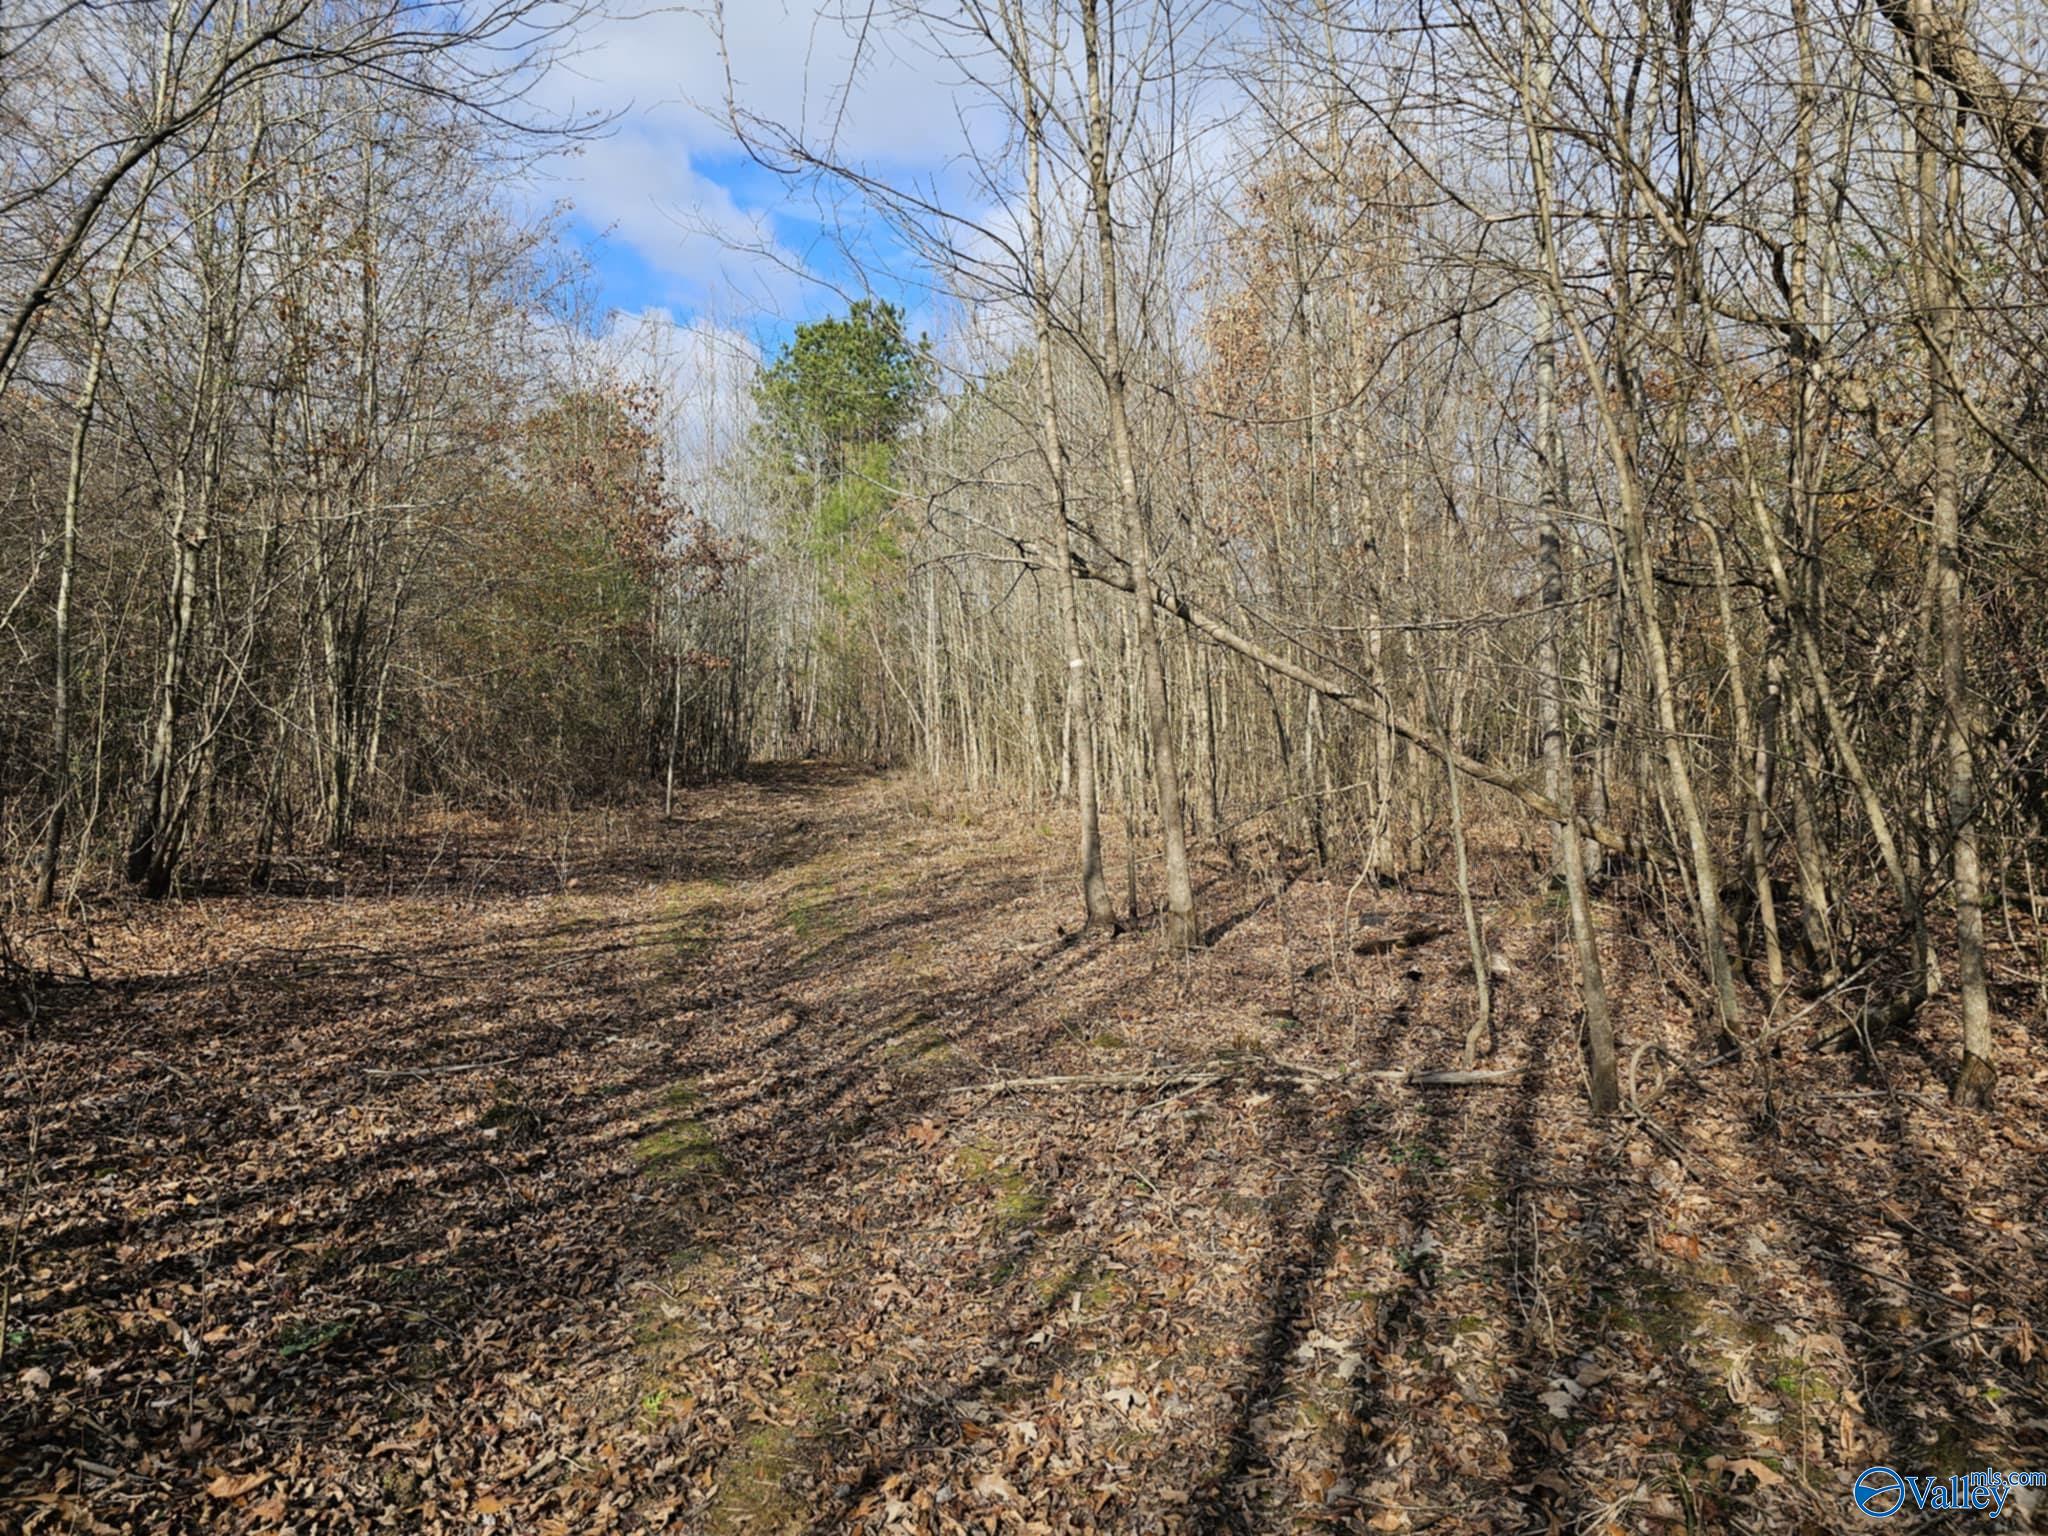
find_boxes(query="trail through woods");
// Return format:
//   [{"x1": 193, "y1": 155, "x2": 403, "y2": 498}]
[{"x1": 4, "y1": 767, "x2": 2045, "y2": 1534}]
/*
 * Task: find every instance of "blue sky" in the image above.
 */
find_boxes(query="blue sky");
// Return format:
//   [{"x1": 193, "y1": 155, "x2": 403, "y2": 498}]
[{"x1": 531, "y1": 4, "x2": 993, "y2": 360}]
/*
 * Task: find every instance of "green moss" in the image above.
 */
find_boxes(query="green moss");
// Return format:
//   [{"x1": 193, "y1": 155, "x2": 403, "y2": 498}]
[
  {"x1": 1599, "y1": 1264, "x2": 1823, "y2": 1443},
  {"x1": 779, "y1": 858, "x2": 854, "y2": 947},
  {"x1": 657, "y1": 879, "x2": 727, "y2": 971},
  {"x1": 1034, "y1": 1262, "x2": 1117, "y2": 1311},
  {"x1": 878, "y1": 1011, "x2": 955, "y2": 1072},
  {"x1": 995, "y1": 1181, "x2": 1049, "y2": 1229},
  {"x1": 378, "y1": 1465, "x2": 422, "y2": 1510},
  {"x1": 1768, "y1": 1363, "x2": 1838, "y2": 1402},
  {"x1": 954, "y1": 1145, "x2": 1047, "y2": 1232},
  {"x1": 632, "y1": 1246, "x2": 727, "y2": 1362},
  {"x1": 278, "y1": 1318, "x2": 351, "y2": 1358},
  {"x1": 1387, "y1": 1142, "x2": 1447, "y2": 1171},
  {"x1": 789, "y1": 1351, "x2": 840, "y2": 1416},
  {"x1": 702, "y1": 1424, "x2": 806, "y2": 1534},
  {"x1": 954, "y1": 1144, "x2": 996, "y2": 1180},
  {"x1": 637, "y1": 1084, "x2": 725, "y2": 1181},
  {"x1": 699, "y1": 1353, "x2": 844, "y2": 1534}
]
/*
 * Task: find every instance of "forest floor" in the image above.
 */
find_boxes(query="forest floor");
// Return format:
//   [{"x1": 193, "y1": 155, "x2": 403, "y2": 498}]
[{"x1": 4, "y1": 763, "x2": 2046, "y2": 1535}]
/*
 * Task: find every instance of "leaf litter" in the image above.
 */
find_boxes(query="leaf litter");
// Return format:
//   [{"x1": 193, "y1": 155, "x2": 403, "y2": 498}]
[{"x1": 3, "y1": 763, "x2": 2045, "y2": 1533}]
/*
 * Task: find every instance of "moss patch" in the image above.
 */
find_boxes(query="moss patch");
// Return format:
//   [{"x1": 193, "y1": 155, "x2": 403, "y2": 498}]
[
  {"x1": 637, "y1": 1084, "x2": 725, "y2": 1181},
  {"x1": 1033, "y1": 1260, "x2": 1118, "y2": 1311},
  {"x1": 278, "y1": 1317, "x2": 352, "y2": 1359},
  {"x1": 699, "y1": 1352, "x2": 844, "y2": 1535},
  {"x1": 780, "y1": 854, "x2": 856, "y2": 948},
  {"x1": 955, "y1": 1145, "x2": 1048, "y2": 1232},
  {"x1": 1597, "y1": 1263, "x2": 1832, "y2": 1442},
  {"x1": 657, "y1": 879, "x2": 728, "y2": 972},
  {"x1": 878, "y1": 1010, "x2": 956, "y2": 1072}
]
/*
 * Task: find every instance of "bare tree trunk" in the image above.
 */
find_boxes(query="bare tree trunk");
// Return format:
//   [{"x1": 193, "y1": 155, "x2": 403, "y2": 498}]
[
  {"x1": 36, "y1": 195, "x2": 150, "y2": 907},
  {"x1": 1079, "y1": 0, "x2": 1197, "y2": 949},
  {"x1": 1014, "y1": 13, "x2": 1114, "y2": 929},
  {"x1": 664, "y1": 612, "x2": 686, "y2": 820},
  {"x1": 1912, "y1": 2, "x2": 1995, "y2": 1104},
  {"x1": 1432, "y1": 664, "x2": 1493, "y2": 1066},
  {"x1": 1525, "y1": 0, "x2": 1618, "y2": 1110}
]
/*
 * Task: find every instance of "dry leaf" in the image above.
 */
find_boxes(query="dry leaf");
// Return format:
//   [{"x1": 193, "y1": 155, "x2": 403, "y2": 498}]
[{"x1": 204, "y1": 1470, "x2": 269, "y2": 1500}]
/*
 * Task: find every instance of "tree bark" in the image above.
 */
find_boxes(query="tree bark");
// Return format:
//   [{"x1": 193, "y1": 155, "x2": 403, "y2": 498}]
[
  {"x1": 1079, "y1": 0, "x2": 1197, "y2": 949},
  {"x1": 1912, "y1": 1, "x2": 1996, "y2": 1105},
  {"x1": 1015, "y1": 11, "x2": 1114, "y2": 929}
]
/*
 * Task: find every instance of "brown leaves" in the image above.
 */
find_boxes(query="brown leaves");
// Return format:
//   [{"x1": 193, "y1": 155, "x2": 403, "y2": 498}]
[
  {"x1": 8, "y1": 770, "x2": 2047, "y2": 1535},
  {"x1": 1706, "y1": 1454, "x2": 1786, "y2": 1488},
  {"x1": 203, "y1": 1470, "x2": 270, "y2": 1500}
]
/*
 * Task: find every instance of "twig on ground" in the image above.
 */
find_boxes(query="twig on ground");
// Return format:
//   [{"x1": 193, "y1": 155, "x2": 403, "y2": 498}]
[
  {"x1": 362, "y1": 1055, "x2": 517, "y2": 1079},
  {"x1": 950, "y1": 1058, "x2": 1516, "y2": 1096}
]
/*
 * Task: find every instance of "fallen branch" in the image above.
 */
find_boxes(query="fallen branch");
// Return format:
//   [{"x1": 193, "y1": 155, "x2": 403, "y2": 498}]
[
  {"x1": 1353, "y1": 923, "x2": 1450, "y2": 956},
  {"x1": 362, "y1": 1056, "x2": 517, "y2": 1079},
  {"x1": 1049, "y1": 545, "x2": 1662, "y2": 865},
  {"x1": 950, "y1": 1058, "x2": 1515, "y2": 1096},
  {"x1": 949, "y1": 1065, "x2": 1234, "y2": 1095},
  {"x1": 1817, "y1": 973, "x2": 1933, "y2": 1054},
  {"x1": 1370, "y1": 1068, "x2": 1518, "y2": 1086}
]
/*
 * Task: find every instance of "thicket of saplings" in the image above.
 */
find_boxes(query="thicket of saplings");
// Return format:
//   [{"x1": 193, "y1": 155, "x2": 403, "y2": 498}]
[
  {"x1": 0, "y1": 0, "x2": 745, "y2": 908},
  {"x1": 6, "y1": 0, "x2": 2044, "y2": 1123},
  {"x1": 696, "y1": 0, "x2": 2046, "y2": 1119}
]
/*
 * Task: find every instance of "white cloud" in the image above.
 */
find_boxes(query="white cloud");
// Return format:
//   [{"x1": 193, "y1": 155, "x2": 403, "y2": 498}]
[
  {"x1": 531, "y1": 3, "x2": 997, "y2": 321},
  {"x1": 545, "y1": 2, "x2": 984, "y2": 164},
  {"x1": 527, "y1": 1, "x2": 1259, "y2": 384}
]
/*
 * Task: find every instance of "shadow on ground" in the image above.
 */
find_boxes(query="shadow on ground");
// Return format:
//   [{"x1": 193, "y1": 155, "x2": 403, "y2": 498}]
[{"x1": 3, "y1": 764, "x2": 2044, "y2": 1534}]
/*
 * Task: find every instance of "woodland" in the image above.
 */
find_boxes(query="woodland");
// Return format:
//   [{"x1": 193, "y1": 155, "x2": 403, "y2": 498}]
[{"x1": 2, "y1": 0, "x2": 2046, "y2": 1532}]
